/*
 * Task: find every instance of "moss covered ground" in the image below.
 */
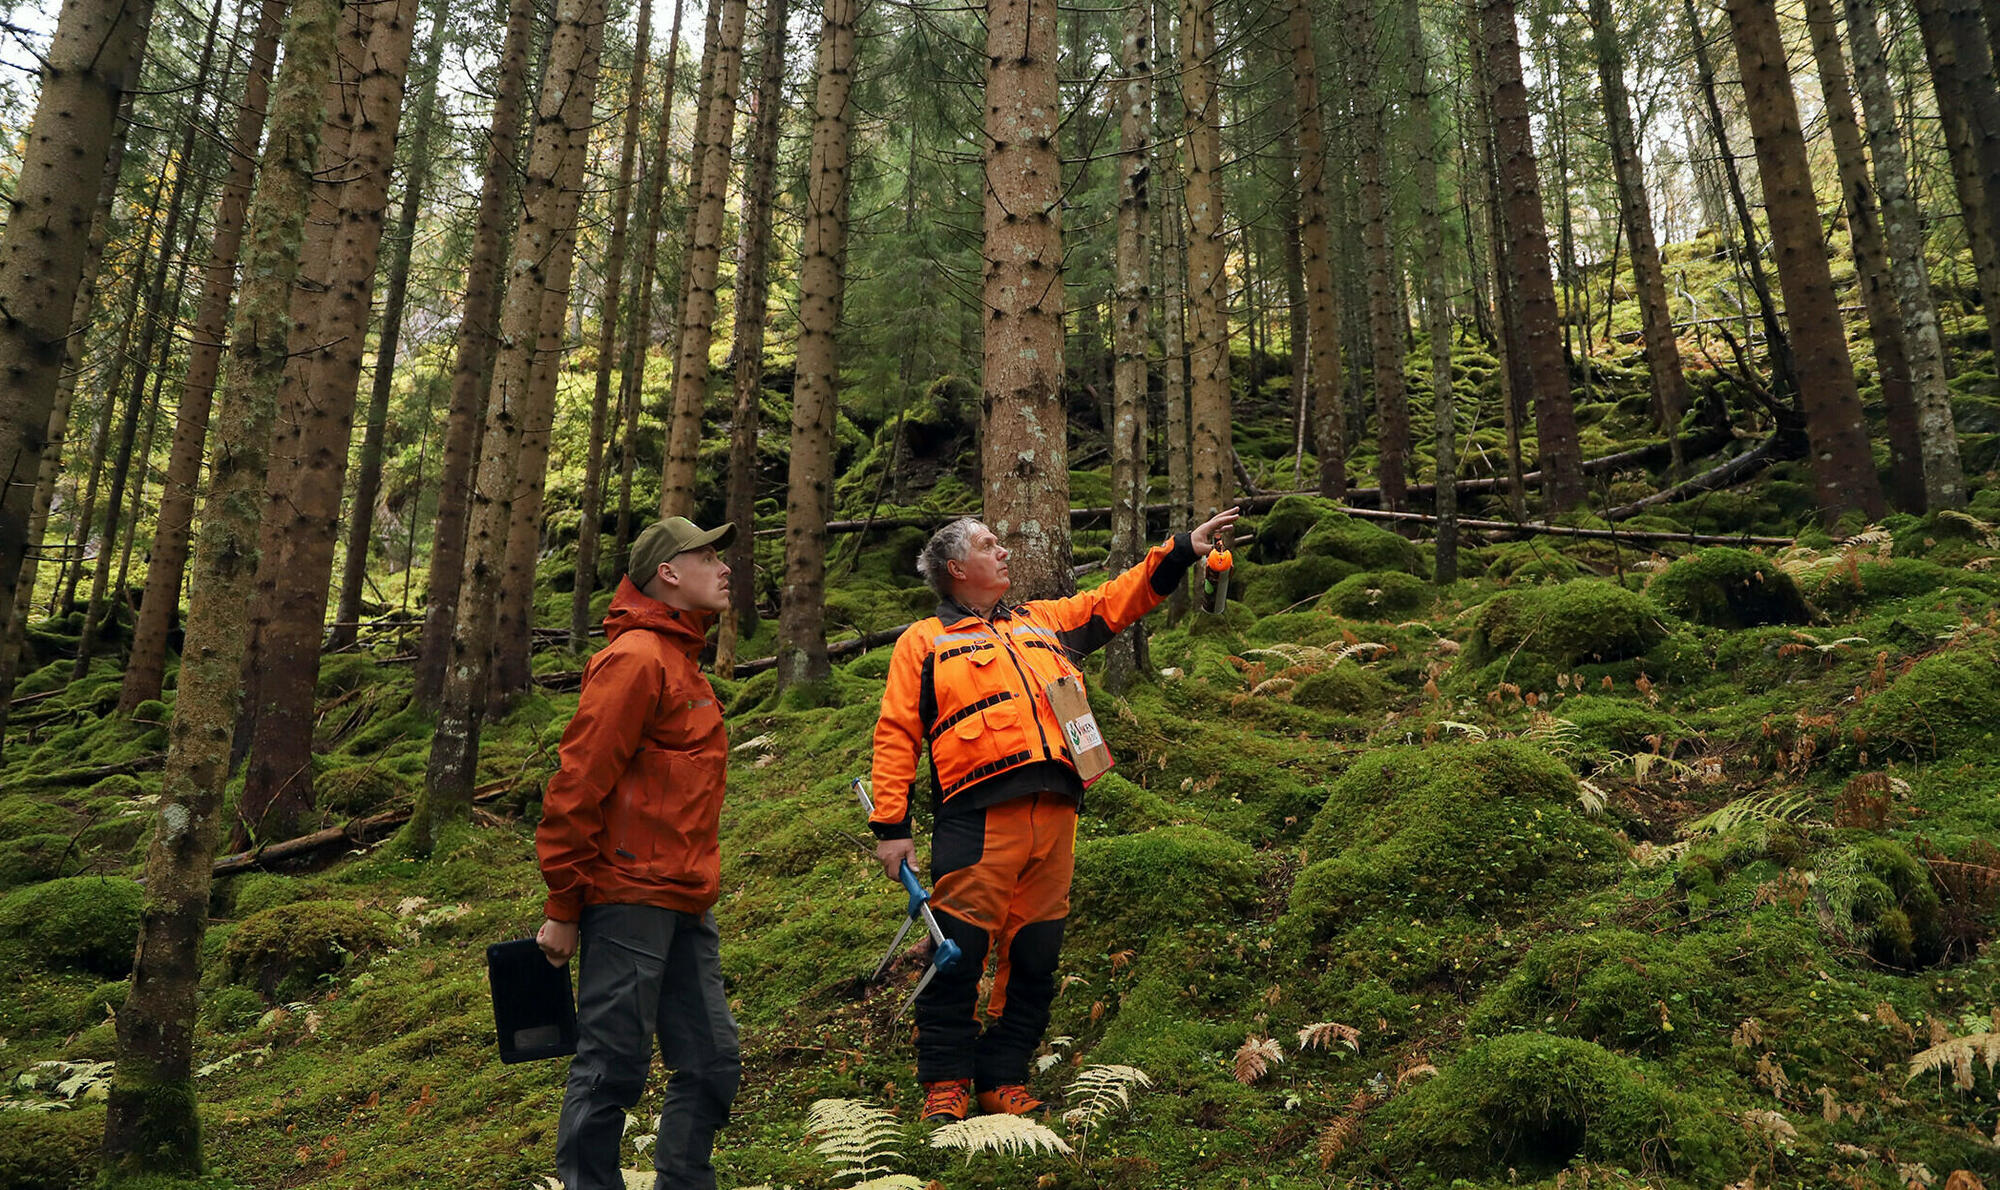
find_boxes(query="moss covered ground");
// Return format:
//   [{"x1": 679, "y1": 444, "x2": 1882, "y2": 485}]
[{"x1": 4, "y1": 322, "x2": 2000, "y2": 1189}]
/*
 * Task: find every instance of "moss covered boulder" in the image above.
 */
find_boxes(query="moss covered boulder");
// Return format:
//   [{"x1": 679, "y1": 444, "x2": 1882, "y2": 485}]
[
  {"x1": 1468, "y1": 929, "x2": 1725, "y2": 1051},
  {"x1": 0, "y1": 875, "x2": 143, "y2": 974},
  {"x1": 0, "y1": 1104, "x2": 103, "y2": 1190},
  {"x1": 1323, "y1": 571, "x2": 1429, "y2": 619},
  {"x1": 0, "y1": 831, "x2": 76, "y2": 890},
  {"x1": 1288, "y1": 663, "x2": 1390, "y2": 715},
  {"x1": 1648, "y1": 547, "x2": 1810, "y2": 628},
  {"x1": 1240, "y1": 554, "x2": 1358, "y2": 614},
  {"x1": 1071, "y1": 825, "x2": 1261, "y2": 941},
  {"x1": 1284, "y1": 743, "x2": 1618, "y2": 938},
  {"x1": 222, "y1": 899, "x2": 396, "y2": 1000},
  {"x1": 1847, "y1": 647, "x2": 2000, "y2": 760},
  {"x1": 1468, "y1": 579, "x2": 1663, "y2": 668},
  {"x1": 1372, "y1": 1033, "x2": 1742, "y2": 1185},
  {"x1": 1294, "y1": 507, "x2": 1425, "y2": 575},
  {"x1": 315, "y1": 763, "x2": 405, "y2": 816}
]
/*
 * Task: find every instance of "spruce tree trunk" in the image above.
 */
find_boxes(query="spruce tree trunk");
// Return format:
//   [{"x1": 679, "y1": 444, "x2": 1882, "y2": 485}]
[
  {"x1": 1849, "y1": 0, "x2": 1964, "y2": 510},
  {"x1": 571, "y1": 0, "x2": 656, "y2": 652},
  {"x1": 614, "y1": 0, "x2": 687, "y2": 561},
  {"x1": 975, "y1": 0, "x2": 1071, "y2": 597},
  {"x1": 1156, "y1": 0, "x2": 1191, "y2": 561},
  {"x1": 776, "y1": 0, "x2": 862, "y2": 688},
  {"x1": 1289, "y1": 0, "x2": 1344, "y2": 501},
  {"x1": 1351, "y1": 0, "x2": 1407, "y2": 513},
  {"x1": 1684, "y1": 0, "x2": 1799, "y2": 408},
  {"x1": 1105, "y1": 0, "x2": 1152, "y2": 695},
  {"x1": 1271, "y1": 44, "x2": 1308, "y2": 489},
  {"x1": 1467, "y1": 4, "x2": 1528, "y2": 523},
  {"x1": 73, "y1": 6, "x2": 228, "y2": 681},
  {"x1": 331, "y1": 1, "x2": 449, "y2": 652},
  {"x1": 1725, "y1": 0, "x2": 1883, "y2": 524},
  {"x1": 416, "y1": 0, "x2": 608, "y2": 842},
  {"x1": 715, "y1": 0, "x2": 790, "y2": 676},
  {"x1": 102, "y1": 0, "x2": 341, "y2": 1166},
  {"x1": 414, "y1": 0, "x2": 534, "y2": 709},
  {"x1": 119, "y1": 0, "x2": 288, "y2": 714},
  {"x1": 1804, "y1": 0, "x2": 1926, "y2": 512},
  {"x1": 237, "y1": 0, "x2": 425, "y2": 847},
  {"x1": 0, "y1": 0, "x2": 159, "y2": 614},
  {"x1": 1181, "y1": 0, "x2": 1230, "y2": 525},
  {"x1": 1590, "y1": 0, "x2": 1688, "y2": 476},
  {"x1": 0, "y1": 76, "x2": 142, "y2": 739},
  {"x1": 1478, "y1": 0, "x2": 1581, "y2": 512},
  {"x1": 1409, "y1": 8, "x2": 1456, "y2": 583},
  {"x1": 658, "y1": 0, "x2": 749, "y2": 518},
  {"x1": 1909, "y1": 0, "x2": 2000, "y2": 361}
]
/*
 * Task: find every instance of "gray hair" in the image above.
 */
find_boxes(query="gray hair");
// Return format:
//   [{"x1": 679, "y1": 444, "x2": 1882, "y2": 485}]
[{"x1": 917, "y1": 517, "x2": 985, "y2": 599}]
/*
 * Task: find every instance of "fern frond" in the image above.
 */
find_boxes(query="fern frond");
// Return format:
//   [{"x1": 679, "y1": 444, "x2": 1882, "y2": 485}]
[
  {"x1": 1295, "y1": 1021, "x2": 1361, "y2": 1054},
  {"x1": 1740, "y1": 1108, "x2": 1798, "y2": 1143},
  {"x1": 847, "y1": 1178, "x2": 926, "y2": 1190},
  {"x1": 1576, "y1": 777, "x2": 1608, "y2": 814},
  {"x1": 807, "y1": 1098, "x2": 906, "y2": 1180},
  {"x1": 1062, "y1": 1064, "x2": 1152, "y2": 1130},
  {"x1": 1525, "y1": 713, "x2": 1583, "y2": 757},
  {"x1": 1248, "y1": 677, "x2": 1298, "y2": 697},
  {"x1": 1683, "y1": 791, "x2": 1814, "y2": 840},
  {"x1": 928, "y1": 1115, "x2": 1073, "y2": 1158},
  {"x1": 1907, "y1": 1031, "x2": 2000, "y2": 1091},
  {"x1": 1234, "y1": 1035, "x2": 1285, "y2": 1083},
  {"x1": 1333, "y1": 641, "x2": 1388, "y2": 665},
  {"x1": 1437, "y1": 720, "x2": 1488, "y2": 741},
  {"x1": 1242, "y1": 643, "x2": 1332, "y2": 668},
  {"x1": 1312, "y1": 1089, "x2": 1374, "y2": 1169}
]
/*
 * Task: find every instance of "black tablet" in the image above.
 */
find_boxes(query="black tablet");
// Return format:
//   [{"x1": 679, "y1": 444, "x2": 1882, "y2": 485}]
[{"x1": 486, "y1": 938, "x2": 579, "y2": 1064}]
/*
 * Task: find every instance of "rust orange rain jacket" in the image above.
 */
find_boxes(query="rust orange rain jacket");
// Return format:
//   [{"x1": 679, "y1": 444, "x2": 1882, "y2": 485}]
[
  {"x1": 536, "y1": 578, "x2": 728, "y2": 922},
  {"x1": 868, "y1": 533, "x2": 1198, "y2": 839}
]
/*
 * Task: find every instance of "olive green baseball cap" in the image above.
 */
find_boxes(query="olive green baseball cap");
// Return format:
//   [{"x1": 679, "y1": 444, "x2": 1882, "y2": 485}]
[{"x1": 628, "y1": 516, "x2": 736, "y2": 583}]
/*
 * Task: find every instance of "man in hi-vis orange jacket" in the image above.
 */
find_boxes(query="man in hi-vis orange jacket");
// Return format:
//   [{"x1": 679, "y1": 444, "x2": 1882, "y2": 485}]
[
  {"x1": 535, "y1": 516, "x2": 740, "y2": 1190},
  {"x1": 870, "y1": 507, "x2": 1239, "y2": 1122}
]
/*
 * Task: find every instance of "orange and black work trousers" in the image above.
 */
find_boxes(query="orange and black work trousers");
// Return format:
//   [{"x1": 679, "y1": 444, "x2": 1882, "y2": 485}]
[{"x1": 917, "y1": 791, "x2": 1077, "y2": 1088}]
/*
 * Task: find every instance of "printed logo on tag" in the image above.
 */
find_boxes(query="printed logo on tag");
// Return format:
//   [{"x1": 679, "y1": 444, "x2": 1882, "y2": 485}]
[{"x1": 1062, "y1": 712, "x2": 1104, "y2": 754}]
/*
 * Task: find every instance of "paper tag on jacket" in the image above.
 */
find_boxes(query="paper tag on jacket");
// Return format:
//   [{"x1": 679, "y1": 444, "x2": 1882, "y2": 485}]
[{"x1": 1043, "y1": 674, "x2": 1113, "y2": 784}]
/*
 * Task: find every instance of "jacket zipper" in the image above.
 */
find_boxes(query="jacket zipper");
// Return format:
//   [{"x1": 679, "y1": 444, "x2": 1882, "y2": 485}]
[{"x1": 984, "y1": 615, "x2": 1055, "y2": 762}]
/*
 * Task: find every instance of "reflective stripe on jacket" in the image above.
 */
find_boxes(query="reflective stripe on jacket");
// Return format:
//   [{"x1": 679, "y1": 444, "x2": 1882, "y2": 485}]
[
  {"x1": 536, "y1": 577, "x2": 728, "y2": 921},
  {"x1": 867, "y1": 533, "x2": 1197, "y2": 839}
]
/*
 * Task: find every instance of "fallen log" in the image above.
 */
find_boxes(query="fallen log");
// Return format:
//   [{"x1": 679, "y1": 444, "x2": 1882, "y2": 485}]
[
  {"x1": 0, "y1": 752, "x2": 166, "y2": 793},
  {"x1": 1603, "y1": 431, "x2": 1802, "y2": 521},
  {"x1": 210, "y1": 777, "x2": 515, "y2": 877},
  {"x1": 1327, "y1": 504, "x2": 1792, "y2": 547}
]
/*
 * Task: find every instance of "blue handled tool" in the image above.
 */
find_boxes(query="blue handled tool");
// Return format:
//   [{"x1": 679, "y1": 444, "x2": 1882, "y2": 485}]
[{"x1": 853, "y1": 777, "x2": 963, "y2": 1020}]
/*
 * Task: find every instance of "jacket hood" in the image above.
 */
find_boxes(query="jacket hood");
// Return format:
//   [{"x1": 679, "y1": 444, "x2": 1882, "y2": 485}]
[{"x1": 604, "y1": 576, "x2": 713, "y2": 656}]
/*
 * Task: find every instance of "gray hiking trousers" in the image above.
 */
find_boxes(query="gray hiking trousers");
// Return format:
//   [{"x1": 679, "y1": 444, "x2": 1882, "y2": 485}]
[{"x1": 555, "y1": 904, "x2": 741, "y2": 1190}]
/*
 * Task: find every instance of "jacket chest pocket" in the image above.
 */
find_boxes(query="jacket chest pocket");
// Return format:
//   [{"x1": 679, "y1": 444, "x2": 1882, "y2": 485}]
[{"x1": 609, "y1": 748, "x2": 725, "y2": 879}]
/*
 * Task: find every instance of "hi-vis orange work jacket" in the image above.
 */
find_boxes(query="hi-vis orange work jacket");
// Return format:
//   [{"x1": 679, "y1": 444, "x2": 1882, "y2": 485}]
[{"x1": 868, "y1": 533, "x2": 1198, "y2": 839}]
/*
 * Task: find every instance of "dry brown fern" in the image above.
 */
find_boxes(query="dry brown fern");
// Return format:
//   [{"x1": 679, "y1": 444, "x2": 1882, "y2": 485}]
[
  {"x1": 1233, "y1": 1035, "x2": 1284, "y2": 1084},
  {"x1": 1907, "y1": 1018, "x2": 2000, "y2": 1091},
  {"x1": 1312, "y1": 1089, "x2": 1373, "y2": 1169},
  {"x1": 1296, "y1": 1021, "x2": 1361, "y2": 1054}
]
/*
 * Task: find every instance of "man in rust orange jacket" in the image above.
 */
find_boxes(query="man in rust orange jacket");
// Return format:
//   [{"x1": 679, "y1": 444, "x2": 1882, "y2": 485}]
[
  {"x1": 870, "y1": 507, "x2": 1239, "y2": 1122},
  {"x1": 535, "y1": 516, "x2": 738, "y2": 1190}
]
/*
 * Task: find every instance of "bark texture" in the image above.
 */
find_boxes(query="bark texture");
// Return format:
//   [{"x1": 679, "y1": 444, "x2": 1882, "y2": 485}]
[
  {"x1": 120, "y1": 0, "x2": 289, "y2": 713},
  {"x1": 1849, "y1": 0, "x2": 1964, "y2": 510},
  {"x1": 1350, "y1": 0, "x2": 1407, "y2": 513},
  {"x1": 777, "y1": 0, "x2": 862, "y2": 687},
  {"x1": 417, "y1": 0, "x2": 607, "y2": 842},
  {"x1": 658, "y1": 0, "x2": 749, "y2": 518},
  {"x1": 571, "y1": 0, "x2": 655, "y2": 651},
  {"x1": 1181, "y1": 0, "x2": 1230, "y2": 524},
  {"x1": 715, "y1": 0, "x2": 791, "y2": 675},
  {"x1": 1479, "y1": 0, "x2": 1582, "y2": 511},
  {"x1": 1910, "y1": 0, "x2": 2000, "y2": 359},
  {"x1": 1290, "y1": 0, "x2": 1344, "y2": 501},
  {"x1": 1408, "y1": 9, "x2": 1456, "y2": 583},
  {"x1": 0, "y1": 0, "x2": 158, "y2": 616},
  {"x1": 1105, "y1": 0, "x2": 1152, "y2": 694},
  {"x1": 1725, "y1": 0, "x2": 1883, "y2": 523},
  {"x1": 102, "y1": 0, "x2": 340, "y2": 1166},
  {"x1": 415, "y1": 0, "x2": 534, "y2": 708}
]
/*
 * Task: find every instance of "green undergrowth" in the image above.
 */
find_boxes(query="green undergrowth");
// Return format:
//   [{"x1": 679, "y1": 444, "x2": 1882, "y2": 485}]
[{"x1": 4, "y1": 389, "x2": 2000, "y2": 1187}]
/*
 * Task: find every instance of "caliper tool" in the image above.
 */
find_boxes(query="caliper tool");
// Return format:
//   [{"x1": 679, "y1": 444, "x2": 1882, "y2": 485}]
[{"x1": 853, "y1": 777, "x2": 963, "y2": 1020}]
